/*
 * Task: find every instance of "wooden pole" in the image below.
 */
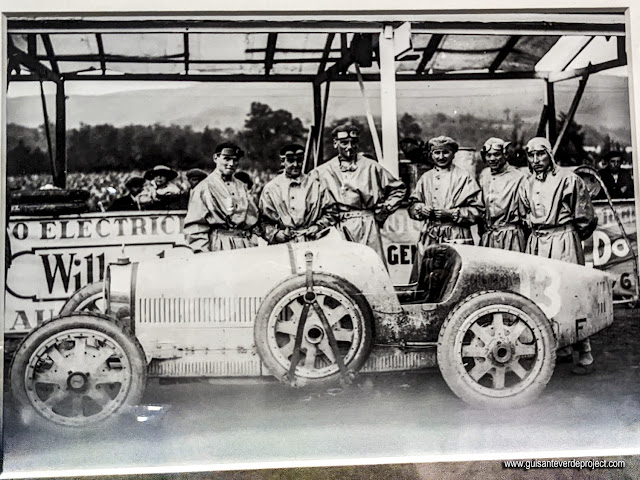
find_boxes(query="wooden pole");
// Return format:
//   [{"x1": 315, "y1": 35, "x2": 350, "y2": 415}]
[
  {"x1": 54, "y1": 80, "x2": 66, "y2": 189},
  {"x1": 545, "y1": 80, "x2": 557, "y2": 144},
  {"x1": 553, "y1": 74, "x2": 589, "y2": 156},
  {"x1": 379, "y1": 26, "x2": 399, "y2": 177}
]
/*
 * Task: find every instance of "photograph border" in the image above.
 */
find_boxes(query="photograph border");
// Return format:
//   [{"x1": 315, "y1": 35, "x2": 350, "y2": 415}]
[{"x1": 1, "y1": 1, "x2": 640, "y2": 477}]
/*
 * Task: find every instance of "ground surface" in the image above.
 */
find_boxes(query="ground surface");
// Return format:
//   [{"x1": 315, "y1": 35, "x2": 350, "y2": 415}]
[{"x1": 3, "y1": 308, "x2": 640, "y2": 479}]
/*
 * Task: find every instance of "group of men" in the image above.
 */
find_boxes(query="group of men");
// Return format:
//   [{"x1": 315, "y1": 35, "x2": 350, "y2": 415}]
[
  {"x1": 183, "y1": 129, "x2": 407, "y2": 260},
  {"x1": 116, "y1": 122, "x2": 599, "y2": 374}
]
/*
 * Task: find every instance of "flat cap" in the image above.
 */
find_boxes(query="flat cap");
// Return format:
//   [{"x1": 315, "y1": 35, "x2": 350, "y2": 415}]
[{"x1": 428, "y1": 136, "x2": 459, "y2": 153}]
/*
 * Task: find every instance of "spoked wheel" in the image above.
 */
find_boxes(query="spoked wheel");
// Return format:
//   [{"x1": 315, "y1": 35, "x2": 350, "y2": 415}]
[
  {"x1": 437, "y1": 291, "x2": 555, "y2": 408},
  {"x1": 59, "y1": 282, "x2": 106, "y2": 316},
  {"x1": 255, "y1": 274, "x2": 372, "y2": 387},
  {"x1": 10, "y1": 314, "x2": 147, "y2": 430}
]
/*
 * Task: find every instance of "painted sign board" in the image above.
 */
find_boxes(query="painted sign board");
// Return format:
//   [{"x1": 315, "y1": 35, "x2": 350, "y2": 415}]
[{"x1": 5, "y1": 200, "x2": 637, "y2": 335}]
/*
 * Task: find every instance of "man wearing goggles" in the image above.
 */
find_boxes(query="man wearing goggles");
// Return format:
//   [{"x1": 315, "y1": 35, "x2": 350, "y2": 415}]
[
  {"x1": 311, "y1": 123, "x2": 406, "y2": 268},
  {"x1": 259, "y1": 144, "x2": 336, "y2": 244},
  {"x1": 184, "y1": 141, "x2": 261, "y2": 252},
  {"x1": 478, "y1": 137, "x2": 528, "y2": 252}
]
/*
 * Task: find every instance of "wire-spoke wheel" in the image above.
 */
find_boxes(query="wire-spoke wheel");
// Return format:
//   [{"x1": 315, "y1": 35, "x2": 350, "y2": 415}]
[
  {"x1": 10, "y1": 314, "x2": 147, "y2": 431},
  {"x1": 255, "y1": 274, "x2": 372, "y2": 387},
  {"x1": 437, "y1": 291, "x2": 555, "y2": 408}
]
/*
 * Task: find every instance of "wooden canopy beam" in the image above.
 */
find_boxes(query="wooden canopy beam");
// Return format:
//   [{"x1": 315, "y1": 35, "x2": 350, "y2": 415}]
[
  {"x1": 96, "y1": 33, "x2": 107, "y2": 74},
  {"x1": 184, "y1": 33, "x2": 190, "y2": 74},
  {"x1": 416, "y1": 34, "x2": 443, "y2": 74},
  {"x1": 489, "y1": 35, "x2": 521, "y2": 73},
  {"x1": 561, "y1": 36, "x2": 593, "y2": 71},
  {"x1": 264, "y1": 33, "x2": 278, "y2": 75},
  {"x1": 8, "y1": 19, "x2": 625, "y2": 36},
  {"x1": 549, "y1": 58, "x2": 626, "y2": 83},
  {"x1": 314, "y1": 33, "x2": 380, "y2": 86},
  {"x1": 10, "y1": 70, "x2": 545, "y2": 83},
  {"x1": 9, "y1": 44, "x2": 60, "y2": 83},
  {"x1": 317, "y1": 33, "x2": 335, "y2": 74},
  {"x1": 41, "y1": 33, "x2": 60, "y2": 75},
  {"x1": 553, "y1": 74, "x2": 590, "y2": 156}
]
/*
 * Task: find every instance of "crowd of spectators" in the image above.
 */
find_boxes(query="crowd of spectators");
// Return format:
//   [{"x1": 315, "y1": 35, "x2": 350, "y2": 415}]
[{"x1": 7, "y1": 168, "x2": 277, "y2": 212}]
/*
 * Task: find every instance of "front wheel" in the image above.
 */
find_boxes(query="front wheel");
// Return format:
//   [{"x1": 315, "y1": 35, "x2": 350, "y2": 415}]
[
  {"x1": 437, "y1": 290, "x2": 556, "y2": 408},
  {"x1": 10, "y1": 314, "x2": 147, "y2": 431},
  {"x1": 254, "y1": 274, "x2": 373, "y2": 387}
]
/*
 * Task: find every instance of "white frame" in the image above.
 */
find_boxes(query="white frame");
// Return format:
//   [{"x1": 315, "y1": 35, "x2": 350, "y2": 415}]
[{"x1": 1, "y1": 1, "x2": 639, "y2": 477}]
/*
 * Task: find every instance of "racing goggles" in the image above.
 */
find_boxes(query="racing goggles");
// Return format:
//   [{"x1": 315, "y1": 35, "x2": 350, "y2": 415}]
[{"x1": 335, "y1": 130, "x2": 359, "y2": 140}]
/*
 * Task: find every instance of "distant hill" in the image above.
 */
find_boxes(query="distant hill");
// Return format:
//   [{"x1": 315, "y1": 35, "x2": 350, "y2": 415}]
[{"x1": 7, "y1": 74, "x2": 631, "y2": 145}]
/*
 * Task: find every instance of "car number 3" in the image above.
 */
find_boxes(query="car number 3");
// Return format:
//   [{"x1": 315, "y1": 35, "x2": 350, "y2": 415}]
[{"x1": 520, "y1": 267, "x2": 562, "y2": 319}]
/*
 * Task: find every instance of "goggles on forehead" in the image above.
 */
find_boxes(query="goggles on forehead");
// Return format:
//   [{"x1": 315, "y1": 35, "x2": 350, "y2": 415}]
[
  {"x1": 484, "y1": 143, "x2": 505, "y2": 152},
  {"x1": 335, "y1": 131, "x2": 359, "y2": 140}
]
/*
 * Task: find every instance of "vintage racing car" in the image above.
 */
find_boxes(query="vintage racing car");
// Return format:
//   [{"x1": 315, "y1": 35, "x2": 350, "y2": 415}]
[{"x1": 9, "y1": 236, "x2": 614, "y2": 429}]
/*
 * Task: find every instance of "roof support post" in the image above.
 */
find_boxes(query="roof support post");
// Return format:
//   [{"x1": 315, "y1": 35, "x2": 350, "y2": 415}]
[
  {"x1": 54, "y1": 80, "x2": 67, "y2": 189},
  {"x1": 308, "y1": 82, "x2": 323, "y2": 171},
  {"x1": 379, "y1": 25, "x2": 399, "y2": 177},
  {"x1": 315, "y1": 82, "x2": 331, "y2": 167},
  {"x1": 552, "y1": 74, "x2": 589, "y2": 156},
  {"x1": 536, "y1": 105, "x2": 548, "y2": 137},
  {"x1": 545, "y1": 80, "x2": 557, "y2": 144},
  {"x1": 313, "y1": 82, "x2": 322, "y2": 129}
]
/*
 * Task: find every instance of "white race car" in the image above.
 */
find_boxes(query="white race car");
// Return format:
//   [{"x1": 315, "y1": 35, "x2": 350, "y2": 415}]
[{"x1": 10, "y1": 237, "x2": 614, "y2": 429}]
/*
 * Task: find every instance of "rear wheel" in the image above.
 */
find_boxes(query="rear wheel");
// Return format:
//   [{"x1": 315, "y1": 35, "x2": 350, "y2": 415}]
[
  {"x1": 10, "y1": 314, "x2": 147, "y2": 431},
  {"x1": 437, "y1": 290, "x2": 555, "y2": 408},
  {"x1": 255, "y1": 274, "x2": 372, "y2": 387}
]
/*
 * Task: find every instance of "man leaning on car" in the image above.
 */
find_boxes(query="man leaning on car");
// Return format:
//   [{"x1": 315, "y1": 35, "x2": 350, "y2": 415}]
[
  {"x1": 259, "y1": 143, "x2": 337, "y2": 244},
  {"x1": 184, "y1": 141, "x2": 262, "y2": 252}
]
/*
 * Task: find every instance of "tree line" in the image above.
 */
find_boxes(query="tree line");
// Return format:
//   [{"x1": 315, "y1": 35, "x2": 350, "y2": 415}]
[{"x1": 7, "y1": 101, "x2": 626, "y2": 177}]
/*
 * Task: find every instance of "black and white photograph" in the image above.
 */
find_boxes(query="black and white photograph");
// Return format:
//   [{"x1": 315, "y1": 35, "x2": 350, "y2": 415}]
[{"x1": 2, "y1": 4, "x2": 640, "y2": 478}]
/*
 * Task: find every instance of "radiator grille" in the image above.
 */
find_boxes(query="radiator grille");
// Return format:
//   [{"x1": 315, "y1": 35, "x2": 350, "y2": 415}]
[{"x1": 137, "y1": 297, "x2": 262, "y2": 324}]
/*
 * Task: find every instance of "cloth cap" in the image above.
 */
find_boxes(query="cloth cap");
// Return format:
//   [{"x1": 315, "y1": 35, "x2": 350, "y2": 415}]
[
  {"x1": 214, "y1": 142, "x2": 244, "y2": 158},
  {"x1": 186, "y1": 168, "x2": 208, "y2": 180},
  {"x1": 332, "y1": 123, "x2": 360, "y2": 140},
  {"x1": 428, "y1": 136, "x2": 459, "y2": 153},
  {"x1": 144, "y1": 165, "x2": 178, "y2": 181},
  {"x1": 280, "y1": 143, "x2": 305, "y2": 157},
  {"x1": 125, "y1": 176, "x2": 145, "y2": 189},
  {"x1": 525, "y1": 137, "x2": 553, "y2": 154},
  {"x1": 525, "y1": 137, "x2": 556, "y2": 174}
]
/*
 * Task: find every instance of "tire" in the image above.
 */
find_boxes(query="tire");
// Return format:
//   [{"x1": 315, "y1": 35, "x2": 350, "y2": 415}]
[
  {"x1": 437, "y1": 290, "x2": 556, "y2": 408},
  {"x1": 60, "y1": 282, "x2": 106, "y2": 316},
  {"x1": 10, "y1": 313, "x2": 147, "y2": 431},
  {"x1": 255, "y1": 274, "x2": 373, "y2": 387}
]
